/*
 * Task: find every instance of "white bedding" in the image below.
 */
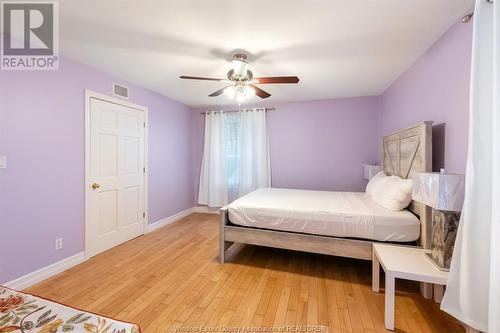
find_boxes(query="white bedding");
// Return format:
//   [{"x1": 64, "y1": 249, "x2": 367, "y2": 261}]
[{"x1": 227, "y1": 188, "x2": 420, "y2": 242}]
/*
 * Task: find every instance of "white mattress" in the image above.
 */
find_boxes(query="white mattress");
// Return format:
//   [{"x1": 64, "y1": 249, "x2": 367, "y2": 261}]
[{"x1": 227, "y1": 188, "x2": 420, "y2": 242}]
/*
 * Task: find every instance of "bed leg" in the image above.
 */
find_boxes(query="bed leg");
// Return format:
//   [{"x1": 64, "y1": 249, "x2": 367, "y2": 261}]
[
  {"x1": 220, "y1": 240, "x2": 233, "y2": 264},
  {"x1": 219, "y1": 207, "x2": 232, "y2": 264},
  {"x1": 220, "y1": 243, "x2": 225, "y2": 264},
  {"x1": 420, "y1": 282, "x2": 433, "y2": 299}
]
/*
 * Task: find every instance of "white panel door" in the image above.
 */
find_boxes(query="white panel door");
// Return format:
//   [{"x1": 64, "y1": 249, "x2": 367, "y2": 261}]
[{"x1": 88, "y1": 98, "x2": 145, "y2": 257}]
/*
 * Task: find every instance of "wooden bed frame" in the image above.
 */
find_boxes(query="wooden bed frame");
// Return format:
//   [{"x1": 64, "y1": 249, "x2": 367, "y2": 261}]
[{"x1": 219, "y1": 121, "x2": 433, "y2": 264}]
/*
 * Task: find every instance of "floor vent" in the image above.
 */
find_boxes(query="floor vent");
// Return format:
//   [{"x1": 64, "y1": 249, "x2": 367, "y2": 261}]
[{"x1": 113, "y1": 83, "x2": 129, "y2": 99}]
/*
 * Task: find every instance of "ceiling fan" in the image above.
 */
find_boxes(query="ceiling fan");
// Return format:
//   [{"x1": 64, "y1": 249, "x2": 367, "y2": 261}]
[{"x1": 179, "y1": 53, "x2": 299, "y2": 103}]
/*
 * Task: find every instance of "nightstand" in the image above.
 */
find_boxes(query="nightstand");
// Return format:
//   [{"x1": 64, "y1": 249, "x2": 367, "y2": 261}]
[{"x1": 372, "y1": 243, "x2": 449, "y2": 330}]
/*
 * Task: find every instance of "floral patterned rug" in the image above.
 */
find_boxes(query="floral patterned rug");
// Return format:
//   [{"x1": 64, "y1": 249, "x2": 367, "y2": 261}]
[{"x1": 0, "y1": 286, "x2": 140, "y2": 333}]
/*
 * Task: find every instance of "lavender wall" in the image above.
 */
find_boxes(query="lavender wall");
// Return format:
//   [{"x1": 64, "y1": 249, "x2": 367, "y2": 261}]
[
  {"x1": 0, "y1": 56, "x2": 195, "y2": 283},
  {"x1": 193, "y1": 97, "x2": 381, "y2": 195},
  {"x1": 379, "y1": 20, "x2": 473, "y2": 173},
  {"x1": 268, "y1": 98, "x2": 380, "y2": 191}
]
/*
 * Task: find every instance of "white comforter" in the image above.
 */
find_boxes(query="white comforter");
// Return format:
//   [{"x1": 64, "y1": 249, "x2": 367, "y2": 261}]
[{"x1": 227, "y1": 188, "x2": 420, "y2": 242}]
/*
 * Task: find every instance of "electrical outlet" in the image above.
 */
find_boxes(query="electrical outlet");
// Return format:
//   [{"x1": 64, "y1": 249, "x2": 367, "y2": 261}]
[{"x1": 55, "y1": 238, "x2": 63, "y2": 250}]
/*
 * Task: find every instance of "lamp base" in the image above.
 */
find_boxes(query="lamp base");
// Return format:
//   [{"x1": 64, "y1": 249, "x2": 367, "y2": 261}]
[
  {"x1": 424, "y1": 252, "x2": 450, "y2": 272},
  {"x1": 430, "y1": 210, "x2": 460, "y2": 270}
]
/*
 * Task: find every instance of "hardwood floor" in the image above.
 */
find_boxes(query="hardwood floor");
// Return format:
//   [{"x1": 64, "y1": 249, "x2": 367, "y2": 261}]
[{"x1": 27, "y1": 213, "x2": 463, "y2": 333}]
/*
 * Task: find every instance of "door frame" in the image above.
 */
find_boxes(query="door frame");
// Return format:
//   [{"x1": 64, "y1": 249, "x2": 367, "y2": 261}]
[{"x1": 84, "y1": 89, "x2": 149, "y2": 258}]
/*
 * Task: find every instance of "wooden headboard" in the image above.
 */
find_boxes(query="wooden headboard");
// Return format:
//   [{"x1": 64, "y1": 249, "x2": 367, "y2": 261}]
[{"x1": 381, "y1": 121, "x2": 433, "y2": 248}]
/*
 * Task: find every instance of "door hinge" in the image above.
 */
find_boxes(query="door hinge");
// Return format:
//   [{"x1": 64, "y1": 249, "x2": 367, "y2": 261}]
[
  {"x1": 143, "y1": 212, "x2": 146, "y2": 218},
  {"x1": 143, "y1": 167, "x2": 146, "y2": 173},
  {"x1": 143, "y1": 122, "x2": 146, "y2": 128}
]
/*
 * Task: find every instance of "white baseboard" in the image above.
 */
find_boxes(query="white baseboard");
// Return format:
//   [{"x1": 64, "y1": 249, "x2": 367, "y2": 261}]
[
  {"x1": 4, "y1": 252, "x2": 87, "y2": 290},
  {"x1": 4, "y1": 207, "x2": 218, "y2": 290},
  {"x1": 145, "y1": 206, "x2": 219, "y2": 234},
  {"x1": 145, "y1": 207, "x2": 196, "y2": 233},
  {"x1": 193, "y1": 206, "x2": 220, "y2": 214}
]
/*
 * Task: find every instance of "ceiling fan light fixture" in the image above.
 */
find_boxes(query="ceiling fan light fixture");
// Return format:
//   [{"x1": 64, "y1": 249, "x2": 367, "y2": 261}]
[
  {"x1": 223, "y1": 85, "x2": 237, "y2": 99},
  {"x1": 235, "y1": 85, "x2": 255, "y2": 103},
  {"x1": 236, "y1": 93, "x2": 247, "y2": 104},
  {"x1": 223, "y1": 84, "x2": 255, "y2": 103},
  {"x1": 243, "y1": 85, "x2": 255, "y2": 98}
]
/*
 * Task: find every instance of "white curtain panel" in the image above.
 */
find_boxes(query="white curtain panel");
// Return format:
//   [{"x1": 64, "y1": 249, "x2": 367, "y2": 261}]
[
  {"x1": 441, "y1": 1, "x2": 499, "y2": 332},
  {"x1": 238, "y1": 108, "x2": 271, "y2": 197},
  {"x1": 225, "y1": 113, "x2": 241, "y2": 202},
  {"x1": 198, "y1": 111, "x2": 229, "y2": 207}
]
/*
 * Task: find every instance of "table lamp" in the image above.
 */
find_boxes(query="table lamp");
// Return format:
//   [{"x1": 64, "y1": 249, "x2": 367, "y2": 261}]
[
  {"x1": 412, "y1": 170, "x2": 465, "y2": 271},
  {"x1": 362, "y1": 164, "x2": 381, "y2": 180}
]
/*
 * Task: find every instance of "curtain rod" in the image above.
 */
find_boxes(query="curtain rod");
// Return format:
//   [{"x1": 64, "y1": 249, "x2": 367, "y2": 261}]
[
  {"x1": 463, "y1": 0, "x2": 493, "y2": 23},
  {"x1": 200, "y1": 107, "x2": 275, "y2": 115}
]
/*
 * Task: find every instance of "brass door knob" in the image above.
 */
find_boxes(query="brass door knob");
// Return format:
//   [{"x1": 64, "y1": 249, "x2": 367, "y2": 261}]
[{"x1": 91, "y1": 183, "x2": 101, "y2": 190}]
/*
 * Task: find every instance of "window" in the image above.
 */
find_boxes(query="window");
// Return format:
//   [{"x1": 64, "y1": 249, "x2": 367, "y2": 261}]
[{"x1": 198, "y1": 109, "x2": 270, "y2": 207}]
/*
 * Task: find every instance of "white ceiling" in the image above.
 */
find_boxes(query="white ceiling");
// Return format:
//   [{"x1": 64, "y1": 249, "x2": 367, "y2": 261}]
[{"x1": 58, "y1": 0, "x2": 473, "y2": 108}]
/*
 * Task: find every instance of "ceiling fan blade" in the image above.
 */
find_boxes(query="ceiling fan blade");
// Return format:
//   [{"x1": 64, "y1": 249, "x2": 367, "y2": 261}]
[
  {"x1": 208, "y1": 85, "x2": 231, "y2": 97},
  {"x1": 253, "y1": 76, "x2": 299, "y2": 84},
  {"x1": 249, "y1": 84, "x2": 271, "y2": 99},
  {"x1": 180, "y1": 75, "x2": 226, "y2": 81}
]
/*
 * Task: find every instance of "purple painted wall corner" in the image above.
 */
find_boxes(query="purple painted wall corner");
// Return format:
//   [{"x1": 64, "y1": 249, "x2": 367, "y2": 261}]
[{"x1": 379, "y1": 19, "x2": 473, "y2": 174}]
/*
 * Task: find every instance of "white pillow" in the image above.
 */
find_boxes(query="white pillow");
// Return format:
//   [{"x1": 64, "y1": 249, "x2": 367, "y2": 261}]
[
  {"x1": 366, "y1": 171, "x2": 387, "y2": 197},
  {"x1": 371, "y1": 175, "x2": 413, "y2": 211}
]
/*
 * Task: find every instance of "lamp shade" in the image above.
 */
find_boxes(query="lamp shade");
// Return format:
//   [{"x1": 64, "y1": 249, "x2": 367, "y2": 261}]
[
  {"x1": 362, "y1": 164, "x2": 381, "y2": 180},
  {"x1": 412, "y1": 172, "x2": 465, "y2": 212}
]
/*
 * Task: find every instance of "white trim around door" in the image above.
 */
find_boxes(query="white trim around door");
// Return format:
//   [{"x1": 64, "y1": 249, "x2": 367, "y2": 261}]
[{"x1": 84, "y1": 90, "x2": 149, "y2": 258}]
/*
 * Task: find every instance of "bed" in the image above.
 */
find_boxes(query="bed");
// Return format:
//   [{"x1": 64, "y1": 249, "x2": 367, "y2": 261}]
[
  {"x1": 227, "y1": 189, "x2": 421, "y2": 242},
  {"x1": 219, "y1": 121, "x2": 433, "y2": 263}
]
